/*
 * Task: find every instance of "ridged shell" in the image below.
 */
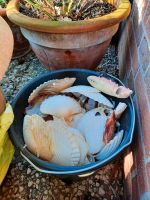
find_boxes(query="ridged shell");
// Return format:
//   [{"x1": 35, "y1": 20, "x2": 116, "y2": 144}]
[
  {"x1": 115, "y1": 102, "x2": 127, "y2": 119},
  {"x1": 28, "y1": 77, "x2": 76, "y2": 105},
  {"x1": 47, "y1": 118, "x2": 81, "y2": 166},
  {"x1": 63, "y1": 85, "x2": 113, "y2": 108},
  {"x1": 70, "y1": 128, "x2": 90, "y2": 165},
  {"x1": 67, "y1": 110, "x2": 85, "y2": 128},
  {"x1": 87, "y1": 76, "x2": 133, "y2": 98},
  {"x1": 23, "y1": 115, "x2": 53, "y2": 161},
  {"x1": 23, "y1": 115, "x2": 81, "y2": 166},
  {"x1": 96, "y1": 130, "x2": 124, "y2": 161},
  {"x1": 75, "y1": 107, "x2": 108, "y2": 154},
  {"x1": 40, "y1": 95, "x2": 82, "y2": 121}
]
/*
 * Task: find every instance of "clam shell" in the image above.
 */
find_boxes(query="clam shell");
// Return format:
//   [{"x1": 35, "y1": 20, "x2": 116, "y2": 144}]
[
  {"x1": 63, "y1": 85, "x2": 113, "y2": 108},
  {"x1": 87, "y1": 76, "x2": 133, "y2": 98},
  {"x1": 40, "y1": 95, "x2": 82, "y2": 121},
  {"x1": 96, "y1": 130, "x2": 124, "y2": 161},
  {"x1": 23, "y1": 115, "x2": 53, "y2": 161},
  {"x1": 75, "y1": 107, "x2": 108, "y2": 154},
  {"x1": 115, "y1": 102, "x2": 127, "y2": 119},
  {"x1": 28, "y1": 77, "x2": 76, "y2": 105}
]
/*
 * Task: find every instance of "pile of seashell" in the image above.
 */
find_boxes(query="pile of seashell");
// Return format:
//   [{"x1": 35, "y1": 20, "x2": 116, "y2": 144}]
[{"x1": 23, "y1": 76, "x2": 133, "y2": 166}]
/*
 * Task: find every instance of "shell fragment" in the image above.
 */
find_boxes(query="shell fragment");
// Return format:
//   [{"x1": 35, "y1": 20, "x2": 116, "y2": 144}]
[
  {"x1": 63, "y1": 85, "x2": 113, "y2": 108},
  {"x1": 87, "y1": 76, "x2": 133, "y2": 98},
  {"x1": 96, "y1": 130, "x2": 124, "y2": 161}
]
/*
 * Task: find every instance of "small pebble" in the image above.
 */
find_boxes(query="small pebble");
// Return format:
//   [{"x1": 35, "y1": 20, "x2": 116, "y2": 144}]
[
  {"x1": 27, "y1": 168, "x2": 31, "y2": 175},
  {"x1": 28, "y1": 181, "x2": 33, "y2": 187}
]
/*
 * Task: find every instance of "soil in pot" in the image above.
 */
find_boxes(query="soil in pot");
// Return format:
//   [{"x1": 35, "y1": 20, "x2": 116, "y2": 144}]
[{"x1": 20, "y1": 0, "x2": 116, "y2": 21}]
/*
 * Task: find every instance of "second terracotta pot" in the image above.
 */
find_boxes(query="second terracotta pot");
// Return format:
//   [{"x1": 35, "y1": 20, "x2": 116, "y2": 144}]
[{"x1": 0, "y1": 8, "x2": 30, "y2": 59}]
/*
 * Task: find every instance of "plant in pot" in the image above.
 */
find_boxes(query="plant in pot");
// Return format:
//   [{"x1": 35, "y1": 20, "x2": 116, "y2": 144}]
[
  {"x1": 0, "y1": 0, "x2": 30, "y2": 58},
  {"x1": 7, "y1": 0, "x2": 131, "y2": 70}
]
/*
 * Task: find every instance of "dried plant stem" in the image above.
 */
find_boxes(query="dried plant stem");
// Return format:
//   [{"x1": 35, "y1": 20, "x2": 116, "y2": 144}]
[{"x1": 26, "y1": 0, "x2": 55, "y2": 19}]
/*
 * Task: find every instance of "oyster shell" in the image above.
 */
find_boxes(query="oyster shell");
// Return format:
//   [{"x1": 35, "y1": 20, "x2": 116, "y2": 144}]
[
  {"x1": 40, "y1": 95, "x2": 82, "y2": 121},
  {"x1": 63, "y1": 85, "x2": 113, "y2": 108},
  {"x1": 96, "y1": 130, "x2": 124, "y2": 161},
  {"x1": 87, "y1": 76, "x2": 133, "y2": 98},
  {"x1": 28, "y1": 77, "x2": 76, "y2": 105},
  {"x1": 75, "y1": 107, "x2": 108, "y2": 154}
]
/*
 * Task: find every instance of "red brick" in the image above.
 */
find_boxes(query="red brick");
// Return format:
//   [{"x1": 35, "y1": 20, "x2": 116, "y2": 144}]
[
  {"x1": 146, "y1": 161, "x2": 150, "y2": 186},
  {"x1": 118, "y1": 23, "x2": 130, "y2": 79},
  {"x1": 135, "y1": 70, "x2": 150, "y2": 155},
  {"x1": 132, "y1": 176, "x2": 140, "y2": 200},
  {"x1": 145, "y1": 16, "x2": 150, "y2": 42},
  {"x1": 139, "y1": 36, "x2": 150, "y2": 72},
  {"x1": 144, "y1": 1, "x2": 150, "y2": 25},
  {"x1": 132, "y1": 2, "x2": 144, "y2": 47},
  {"x1": 144, "y1": 66, "x2": 150, "y2": 104},
  {"x1": 124, "y1": 149, "x2": 133, "y2": 199},
  {"x1": 135, "y1": 0, "x2": 148, "y2": 17},
  {"x1": 135, "y1": 134, "x2": 149, "y2": 195},
  {"x1": 127, "y1": 69, "x2": 135, "y2": 92},
  {"x1": 127, "y1": 16, "x2": 132, "y2": 39},
  {"x1": 128, "y1": 21, "x2": 139, "y2": 75}
]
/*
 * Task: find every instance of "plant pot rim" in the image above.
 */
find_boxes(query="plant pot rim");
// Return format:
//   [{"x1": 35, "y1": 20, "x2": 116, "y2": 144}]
[
  {"x1": 7, "y1": 0, "x2": 131, "y2": 33},
  {"x1": 0, "y1": 7, "x2": 6, "y2": 16}
]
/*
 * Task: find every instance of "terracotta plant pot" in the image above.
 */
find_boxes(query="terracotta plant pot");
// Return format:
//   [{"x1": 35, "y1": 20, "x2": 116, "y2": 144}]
[
  {"x1": 0, "y1": 8, "x2": 30, "y2": 59},
  {"x1": 7, "y1": 0, "x2": 131, "y2": 70}
]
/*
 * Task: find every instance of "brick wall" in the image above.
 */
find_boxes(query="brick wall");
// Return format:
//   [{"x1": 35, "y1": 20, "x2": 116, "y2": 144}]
[{"x1": 118, "y1": 0, "x2": 150, "y2": 199}]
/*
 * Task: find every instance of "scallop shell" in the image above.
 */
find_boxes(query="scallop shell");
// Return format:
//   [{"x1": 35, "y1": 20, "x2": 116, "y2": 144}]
[
  {"x1": 63, "y1": 85, "x2": 113, "y2": 108},
  {"x1": 87, "y1": 76, "x2": 133, "y2": 98},
  {"x1": 25, "y1": 104, "x2": 42, "y2": 116},
  {"x1": 67, "y1": 109, "x2": 85, "y2": 128},
  {"x1": 47, "y1": 118, "x2": 81, "y2": 166},
  {"x1": 23, "y1": 115, "x2": 81, "y2": 166},
  {"x1": 23, "y1": 115, "x2": 53, "y2": 161},
  {"x1": 96, "y1": 130, "x2": 124, "y2": 161},
  {"x1": 40, "y1": 95, "x2": 82, "y2": 121},
  {"x1": 75, "y1": 107, "x2": 108, "y2": 154},
  {"x1": 115, "y1": 102, "x2": 127, "y2": 119},
  {"x1": 28, "y1": 77, "x2": 76, "y2": 105},
  {"x1": 70, "y1": 128, "x2": 90, "y2": 165}
]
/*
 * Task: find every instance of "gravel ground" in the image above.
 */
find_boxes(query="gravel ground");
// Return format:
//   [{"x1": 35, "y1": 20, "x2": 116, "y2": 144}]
[{"x1": 0, "y1": 46, "x2": 124, "y2": 200}]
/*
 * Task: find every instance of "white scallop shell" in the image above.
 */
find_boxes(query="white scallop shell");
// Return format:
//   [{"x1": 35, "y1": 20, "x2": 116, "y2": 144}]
[
  {"x1": 40, "y1": 95, "x2": 82, "y2": 121},
  {"x1": 47, "y1": 118, "x2": 81, "y2": 166},
  {"x1": 67, "y1": 109, "x2": 85, "y2": 128},
  {"x1": 115, "y1": 102, "x2": 127, "y2": 119},
  {"x1": 23, "y1": 115, "x2": 53, "y2": 161},
  {"x1": 96, "y1": 130, "x2": 124, "y2": 161},
  {"x1": 28, "y1": 77, "x2": 76, "y2": 104},
  {"x1": 75, "y1": 107, "x2": 108, "y2": 154},
  {"x1": 63, "y1": 85, "x2": 113, "y2": 108},
  {"x1": 70, "y1": 128, "x2": 90, "y2": 165},
  {"x1": 23, "y1": 115, "x2": 81, "y2": 166}
]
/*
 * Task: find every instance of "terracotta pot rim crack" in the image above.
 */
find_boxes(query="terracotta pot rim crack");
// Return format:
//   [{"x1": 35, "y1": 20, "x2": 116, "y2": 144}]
[{"x1": 6, "y1": 0, "x2": 131, "y2": 33}]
